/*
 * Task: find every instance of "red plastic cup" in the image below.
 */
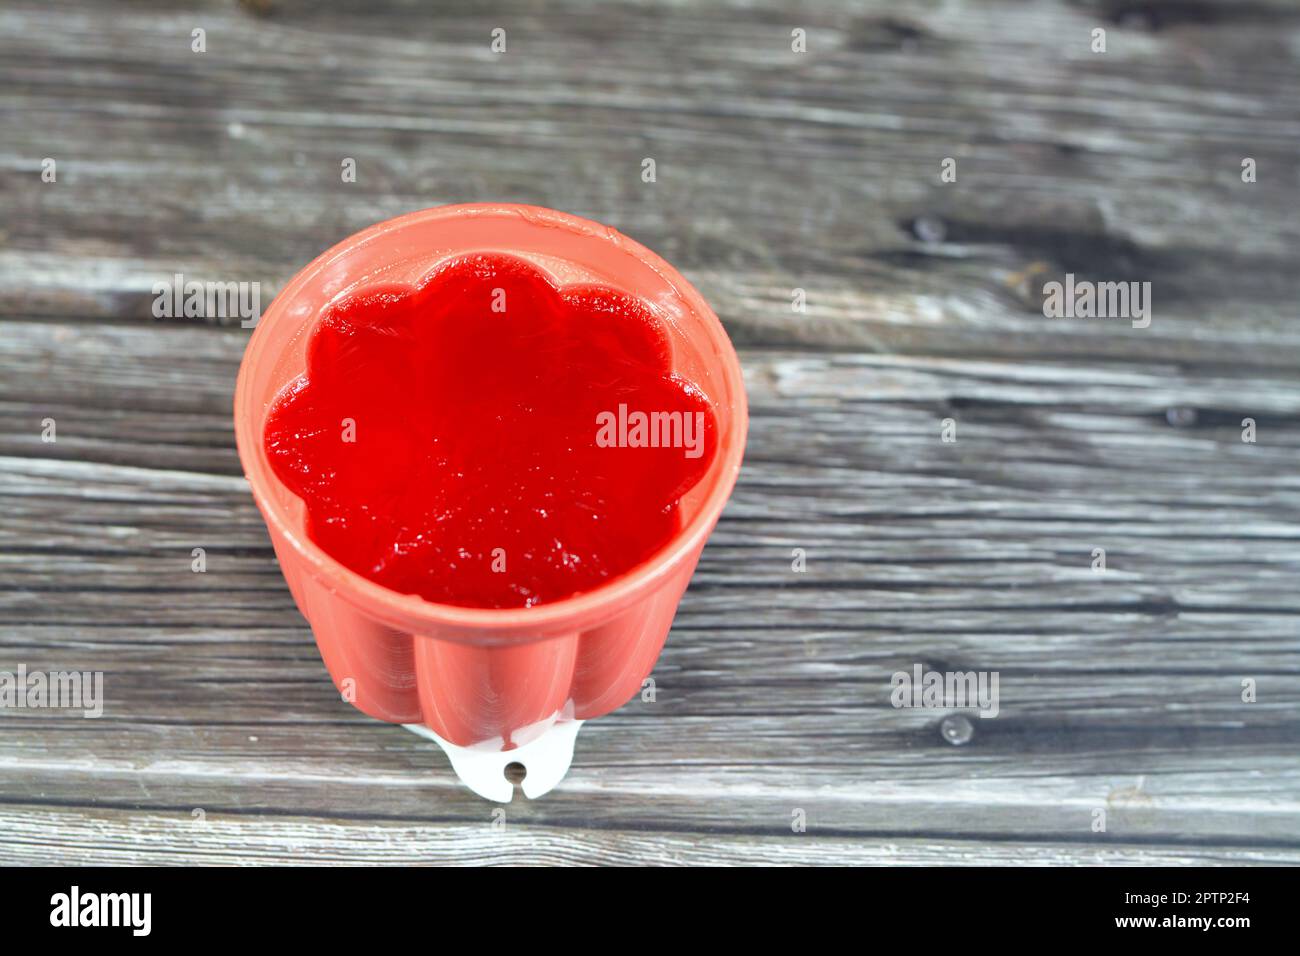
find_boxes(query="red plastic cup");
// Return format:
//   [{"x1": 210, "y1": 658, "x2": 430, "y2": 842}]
[{"x1": 234, "y1": 204, "x2": 747, "y2": 799}]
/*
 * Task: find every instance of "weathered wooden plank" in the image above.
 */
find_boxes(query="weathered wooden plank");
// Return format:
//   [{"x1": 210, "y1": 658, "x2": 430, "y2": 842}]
[
  {"x1": 4, "y1": 0, "x2": 1299, "y2": 359},
  {"x1": 3, "y1": 806, "x2": 1297, "y2": 866}
]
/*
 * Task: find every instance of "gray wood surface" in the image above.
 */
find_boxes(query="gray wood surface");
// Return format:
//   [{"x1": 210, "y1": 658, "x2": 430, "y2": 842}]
[{"x1": 2, "y1": 0, "x2": 1298, "y2": 865}]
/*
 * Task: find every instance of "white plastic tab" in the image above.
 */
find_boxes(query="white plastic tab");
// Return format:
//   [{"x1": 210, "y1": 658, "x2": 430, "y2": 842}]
[{"x1": 403, "y1": 718, "x2": 585, "y2": 803}]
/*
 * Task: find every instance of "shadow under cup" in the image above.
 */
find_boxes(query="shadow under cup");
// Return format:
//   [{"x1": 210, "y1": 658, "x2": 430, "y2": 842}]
[{"x1": 234, "y1": 203, "x2": 747, "y2": 749}]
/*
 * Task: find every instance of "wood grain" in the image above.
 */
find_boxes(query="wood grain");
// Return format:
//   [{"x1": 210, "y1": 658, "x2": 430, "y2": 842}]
[{"x1": 1, "y1": 0, "x2": 1298, "y2": 865}]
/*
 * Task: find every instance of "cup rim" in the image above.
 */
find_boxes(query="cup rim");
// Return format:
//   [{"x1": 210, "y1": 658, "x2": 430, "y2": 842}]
[{"x1": 234, "y1": 203, "x2": 748, "y2": 635}]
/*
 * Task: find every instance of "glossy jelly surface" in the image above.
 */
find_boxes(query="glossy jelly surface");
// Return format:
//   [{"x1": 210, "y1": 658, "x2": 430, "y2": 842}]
[{"x1": 263, "y1": 253, "x2": 717, "y2": 609}]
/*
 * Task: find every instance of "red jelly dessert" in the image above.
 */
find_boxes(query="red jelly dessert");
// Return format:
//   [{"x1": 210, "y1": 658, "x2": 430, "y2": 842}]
[{"x1": 263, "y1": 253, "x2": 718, "y2": 609}]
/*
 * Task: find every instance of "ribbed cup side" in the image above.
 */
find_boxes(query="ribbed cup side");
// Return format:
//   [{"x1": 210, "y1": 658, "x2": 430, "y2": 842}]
[{"x1": 277, "y1": 540, "x2": 704, "y2": 748}]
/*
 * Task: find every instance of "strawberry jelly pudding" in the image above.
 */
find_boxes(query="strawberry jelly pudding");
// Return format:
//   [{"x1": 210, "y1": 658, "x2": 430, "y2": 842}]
[{"x1": 263, "y1": 252, "x2": 718, "y2": 610}]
